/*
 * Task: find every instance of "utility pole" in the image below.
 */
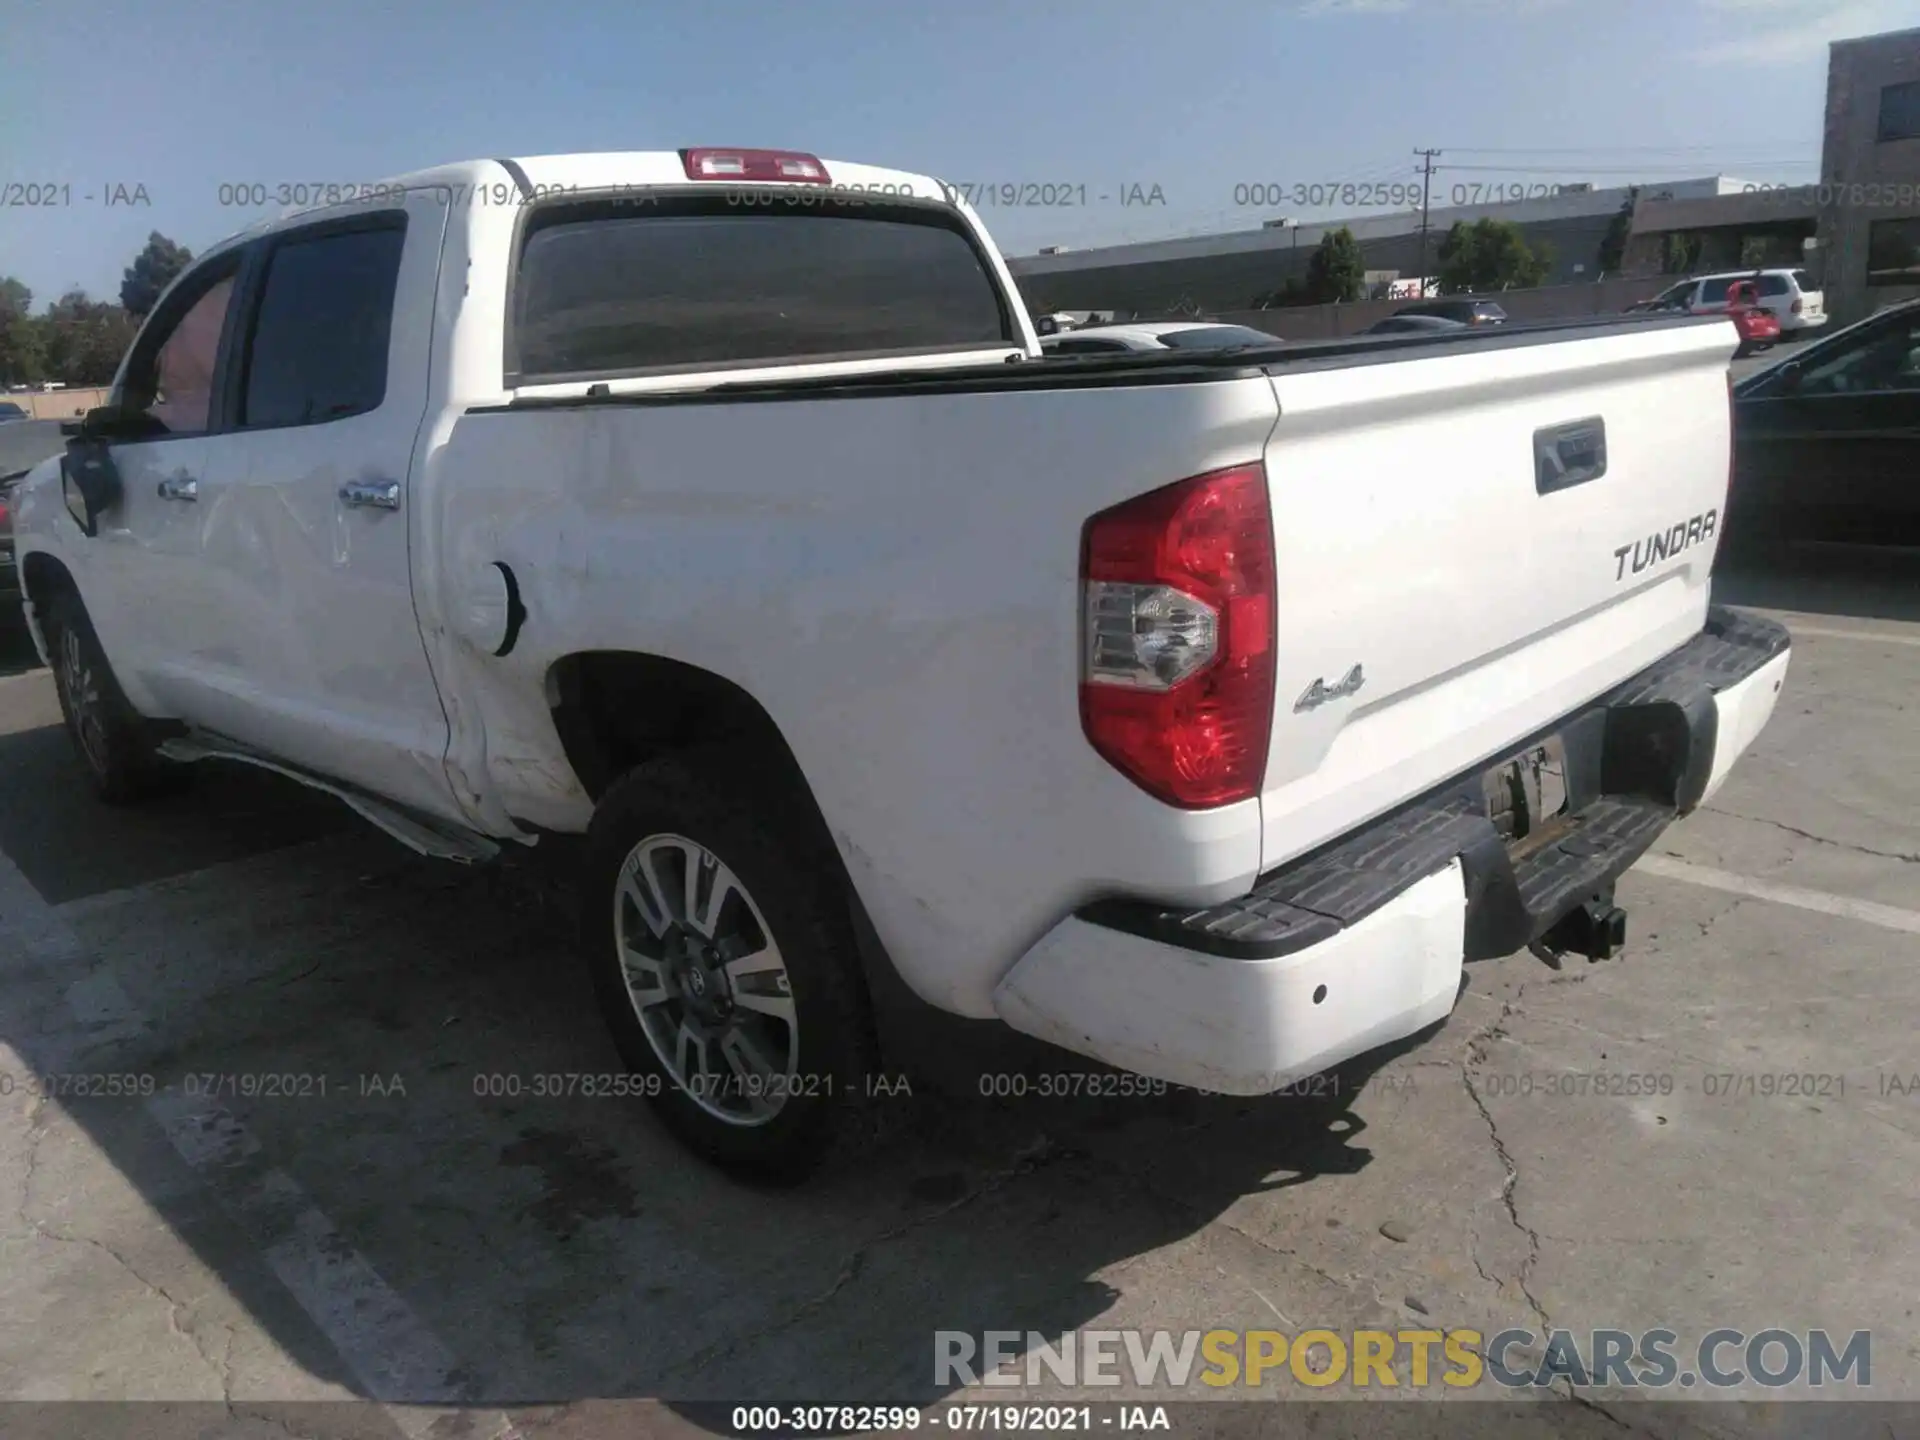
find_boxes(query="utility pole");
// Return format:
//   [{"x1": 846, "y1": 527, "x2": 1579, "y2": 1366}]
[{"x1": 1414, "y1": 148, "x2": 1442, "y2": 296}]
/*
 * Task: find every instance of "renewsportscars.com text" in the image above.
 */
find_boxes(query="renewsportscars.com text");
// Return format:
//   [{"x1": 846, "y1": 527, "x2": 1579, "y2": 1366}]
[{"x1": 935, "y1": 1327, "x2": 1871, "y2": 1390}]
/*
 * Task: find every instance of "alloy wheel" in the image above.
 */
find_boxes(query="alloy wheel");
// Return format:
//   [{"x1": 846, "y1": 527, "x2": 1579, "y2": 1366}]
[{"x1": 612, "y1": 833, "x2": 800, "y2": 1126}]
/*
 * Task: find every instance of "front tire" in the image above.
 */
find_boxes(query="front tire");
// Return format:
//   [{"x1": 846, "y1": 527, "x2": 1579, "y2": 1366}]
[
  {"x1": 40, "y1": 588, "x2": 184, "y2": 805},
  {"x1": 582, "y1": 750, "x2": 878, "y2": 1185}
]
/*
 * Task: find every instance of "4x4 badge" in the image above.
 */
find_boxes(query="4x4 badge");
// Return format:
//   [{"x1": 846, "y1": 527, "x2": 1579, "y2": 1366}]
[{"x1": 1295, "y1": 664, "x2": 1366, "y2": 713}]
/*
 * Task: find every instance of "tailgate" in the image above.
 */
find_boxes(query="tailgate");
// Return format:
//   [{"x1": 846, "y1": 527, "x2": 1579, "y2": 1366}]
[{"x1": 1254, "y1": 318, "x2": 1736, "y2": 873}]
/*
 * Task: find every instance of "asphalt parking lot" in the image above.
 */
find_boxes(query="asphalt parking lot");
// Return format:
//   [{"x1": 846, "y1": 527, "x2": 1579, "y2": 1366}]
[{"x1": 0, "y1": 538, "x2": 1916, "y2": 1439}]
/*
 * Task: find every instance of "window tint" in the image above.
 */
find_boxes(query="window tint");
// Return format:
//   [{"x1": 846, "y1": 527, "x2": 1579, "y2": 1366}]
[
  {"x1": 1791, "y1": 270, "x2": 1815, "y2": 293},
  {"x1": 1045, "y1": 338, "x2": 1129, "y2": 354},
  {"x1": 1878, "y1": 79, "x2": 1920, "y2": 142},
  {"x1": 1474, "y1": 303, "x2": 1508, "y2": 321},
  {"x1": 241, "y1": 224, "x2": 405, "y2": 429},
  {"x1": 1758, "y1": 274, "x2": 1791, "y2": 296},
  {"x1": 512, "y1": 206, "x2": 1011, "y2": 380},
  {"x1": 1867, "y1": 218, "x2": 1920, "y2": 287},
  {"x1": 1698, "y1": 277, "x2": 1736, "y2": 304},
  {"x1": 122, "y1": 267, "x2": 239, "y2": 436},
  {"x1": 1798, "y1": 314, "x2": 1920, "y2": 394},
  {"x1": 1157, "y1": 325, "x2": 1283, "y2": 350}
]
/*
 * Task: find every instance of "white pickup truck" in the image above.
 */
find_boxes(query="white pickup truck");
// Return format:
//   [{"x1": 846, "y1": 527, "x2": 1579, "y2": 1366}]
[{"x1": 12, "y1": 149, "x2": 1790, "y2": 1182}]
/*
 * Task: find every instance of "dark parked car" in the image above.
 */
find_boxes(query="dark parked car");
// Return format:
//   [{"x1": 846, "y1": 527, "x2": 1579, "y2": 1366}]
[
  {"x1": 0, "y1": 418, "x2": 71, "y2": 625},
  {"x1": 1730, "y1": 299, "x2": 1920, "y2": 547},
  {"x1": 1364, "y1": 314, "x2": 1469, "y2": 335},
  {"x1": 1392, "y1": 298, "x2": 1508, "y2": 326}
]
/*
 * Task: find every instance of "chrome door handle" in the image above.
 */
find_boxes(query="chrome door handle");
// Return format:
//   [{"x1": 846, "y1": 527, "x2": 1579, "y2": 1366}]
[
  {"x1": 157, "y1": 473, "x2": 198, "y2": 502},
  {"x1": 339, "y1": 479, "x2": 401, "y2": 511}
]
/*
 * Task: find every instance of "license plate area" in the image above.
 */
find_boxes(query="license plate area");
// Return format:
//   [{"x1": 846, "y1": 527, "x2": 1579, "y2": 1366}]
[{"x1": 1483, "y1": 737, "x2": 1572, "y2": 858}]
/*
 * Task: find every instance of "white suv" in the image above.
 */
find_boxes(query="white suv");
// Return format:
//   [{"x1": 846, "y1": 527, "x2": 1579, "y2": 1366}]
[{"x1": 1647, "y1": 269, "x2": 1827, "y2": 332}]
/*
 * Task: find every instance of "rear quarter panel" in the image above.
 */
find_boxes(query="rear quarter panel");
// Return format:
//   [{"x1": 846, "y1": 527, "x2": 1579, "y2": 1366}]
[{"x1": 428, "y1": 378, "x2": 1280, "y2": 1015}]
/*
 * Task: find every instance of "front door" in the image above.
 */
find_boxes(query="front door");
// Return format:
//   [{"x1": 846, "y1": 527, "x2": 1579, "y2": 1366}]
[
  {"x1": 1735, "y1": 308, "x2": 1920, "y2": 544},
  {"x1": 187, "y1": 199, "x2": 462, "y2": 822},
  {"x1": 81, "y1": 252, "x2": 247, "y2": 720}
]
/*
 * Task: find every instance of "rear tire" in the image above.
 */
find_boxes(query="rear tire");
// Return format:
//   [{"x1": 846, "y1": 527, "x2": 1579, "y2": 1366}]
[
  {"x1": 40, "y1": 588, "x2": 185, "y2": 805},
  {"x1": 581, "y1": 748, "x2": 879, "y2": 1185}
]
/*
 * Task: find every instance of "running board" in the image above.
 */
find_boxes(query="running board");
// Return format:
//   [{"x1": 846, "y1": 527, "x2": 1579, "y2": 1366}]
[{"x1": 156, "y1": 738, "x2": 502, "y2": 864}]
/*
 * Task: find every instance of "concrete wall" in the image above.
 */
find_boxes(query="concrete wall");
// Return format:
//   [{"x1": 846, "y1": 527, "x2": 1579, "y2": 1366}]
[
  {"x1": 1193, "y1": 275, "x2": 1671, "y2": 341},
  {"x1": 4, "y1": 388, "x2": 110, "y2": 419},
  {"x1": 1820, "y1": 27, "x2": 1920, "y2": 328},
  {"x1": 1011, "y1": 212, "x2": 1622, "y2": 315}
]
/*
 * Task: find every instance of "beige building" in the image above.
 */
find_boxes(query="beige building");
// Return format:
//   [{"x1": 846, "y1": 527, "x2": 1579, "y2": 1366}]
[{"x1": 1818, "y1": 26, "x2": 1920, "y2": 327}]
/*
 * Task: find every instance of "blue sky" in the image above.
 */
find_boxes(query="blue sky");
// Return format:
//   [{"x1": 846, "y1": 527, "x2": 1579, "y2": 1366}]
[{"x1": 4, "y1": 0, "x2": 1917, "y2": 307}]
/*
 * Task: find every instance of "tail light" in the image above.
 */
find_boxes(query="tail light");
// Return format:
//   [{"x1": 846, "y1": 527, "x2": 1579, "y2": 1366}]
[
  {"x1": 680, "y1": 148, "x2": 830, "y2": 184},
  {"x1": 1791, "y1": 297, "x2": 1803, "y2": 315},
  {"x1": 1080, "y1": 463, "x2": 1276, "y2": 808}
]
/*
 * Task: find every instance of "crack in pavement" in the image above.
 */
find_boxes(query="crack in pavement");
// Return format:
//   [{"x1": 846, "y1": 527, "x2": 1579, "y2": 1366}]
[
  {"x1": 1459, "y1": 990, "x2": 1551, "y2": 1329},
  {"x1": 1701, "y1": 805, "x2": 1919, "y2": 864},
  {"x1": 15, "y1": 1098, "x2": 234, "y2": 1403}
]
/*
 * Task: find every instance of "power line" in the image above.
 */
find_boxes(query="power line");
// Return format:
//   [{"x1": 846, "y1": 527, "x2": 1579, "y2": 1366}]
[
  {"x1": 1414, "y1": 148, "x2": 1441, "y2": 290},
  {"x1": 1437, "y1": 163, "x2": 1815, "y2": 175},
  {"x1": 1441, "y1": 143, "x2": 1815, "y2": 154}
]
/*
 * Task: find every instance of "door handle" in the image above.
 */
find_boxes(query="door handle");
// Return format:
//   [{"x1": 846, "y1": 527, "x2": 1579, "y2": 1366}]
[
  {"x1": 339, "y1": 479, "x2": 401, "y2": 511},
  {"x1": 156, "y1": 473, "x2": 198, "y2": 502}
]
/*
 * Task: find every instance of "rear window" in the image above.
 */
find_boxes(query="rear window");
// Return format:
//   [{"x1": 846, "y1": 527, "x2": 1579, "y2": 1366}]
[
  {"x1": 1792, "y1": 270, "x2": 1815, "y2": 293},
  {"x1": 510, "y1": 200, "x2": 1013, "y2": 382},
  {"x1": 1758, "y1": 274, "x2": 1790, "y2": 296},
  {"x1": 1156, "y1": 325, "x2": 1283, "y2": 350}
]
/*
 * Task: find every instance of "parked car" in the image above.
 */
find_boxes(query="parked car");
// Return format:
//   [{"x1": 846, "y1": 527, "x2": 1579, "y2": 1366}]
[
  {"x1": 1041, "y1": 321, "x2": 1284, "y2": 354},
  {"x1": 1729, "y1": 297, "x2": 1920, "y2": 547},
  {"x1": 1391, "y1": 298, "x2": 1507, "y2": 325},
  {"x1": 1724, "y1": 279, "x2": 1781, "y2": 358},
  {"x1": 11, "y1": 149, "x2": 1787, "y2": 1182},
  {"x1": 0, "y1": 401, "x2": 29, "y2": 422},
  {"x1": 1639, "y1": 269, "x2": 1826, "y2": 333},
  {"x1": 0, "y1": 419, "x2": 70, "y2": 626},
  {"x1": 1364, "y1": 314, "x2": 1468, "y2": 335}
]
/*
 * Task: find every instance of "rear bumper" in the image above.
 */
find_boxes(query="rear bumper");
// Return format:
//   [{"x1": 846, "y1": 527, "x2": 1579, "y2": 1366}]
[{"x1": 992, "y1": 607, "x2": 1791, "y2": 1094}]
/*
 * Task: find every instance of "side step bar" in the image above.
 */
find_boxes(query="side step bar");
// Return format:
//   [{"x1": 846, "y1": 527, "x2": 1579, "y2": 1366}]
[{"x1": 156, "y1": 737, "x2": 503, "y2": 864}]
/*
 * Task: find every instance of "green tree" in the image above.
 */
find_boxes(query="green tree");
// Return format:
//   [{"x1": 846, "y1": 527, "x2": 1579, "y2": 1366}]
[
  {"x1": 120, "y1": 232, "x2": 193, "y2": 318},
  {"x1": 1597, "y1": 187, "x2": 1638, "y2": 276},
  {"x1": 1254, "y1": 227, "x2": 1367, "y2": 307},
  {"x1": 1661, "y1": 231, "x2": 1705, "y2": 275},
  {"x1": 42, "y1": 291, "x2": 139, "y2": 385},
  {"x1": 1305, "y1": 227, "x2": 1366, "y2": 303},
  {"x1": 0, "y1": 277, "x2": 47, "y2": 387},
  {"x1": 1437, "y1": 218, "x2": 1553, "y2": 294}
]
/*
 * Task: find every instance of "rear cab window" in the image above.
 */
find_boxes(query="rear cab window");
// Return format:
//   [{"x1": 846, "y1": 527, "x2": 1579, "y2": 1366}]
[{"x1": 507, "y1": 194, "x2": 1016, "y2": 385}]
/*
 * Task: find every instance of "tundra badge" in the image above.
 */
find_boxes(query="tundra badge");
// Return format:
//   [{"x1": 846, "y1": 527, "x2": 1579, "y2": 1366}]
[
  {"x1": 1295, "y1": 664, "x2": 1366, "y2": 713},
  {"x1": 1615, "y1": 508, "x2": 1717, "y2": 581}
]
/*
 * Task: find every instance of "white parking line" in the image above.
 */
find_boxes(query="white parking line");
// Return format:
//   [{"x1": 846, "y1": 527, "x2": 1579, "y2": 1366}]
[
  {"x1": 1636, "y1": 854, "x2": 1920, "y2": 936},
  {"x1": 1785, "y1": 625, "x2": 1920, "y2": 648},
  {"x1": 0, "y1": 845, "x2": 516, "y2": 1436}
]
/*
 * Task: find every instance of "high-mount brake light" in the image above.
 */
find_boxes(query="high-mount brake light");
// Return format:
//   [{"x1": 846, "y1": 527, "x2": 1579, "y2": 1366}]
[
  {"x1": 680, "y1": 149, "x2": 831, "y2": 184},
  {"x1": 1079, "y1": 463, "x2": 1276, "y2": 810}
]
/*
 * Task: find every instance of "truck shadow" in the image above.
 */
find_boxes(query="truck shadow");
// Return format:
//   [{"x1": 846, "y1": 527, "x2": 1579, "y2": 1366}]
[
  {"x1": 0, "y1": 620, "x2": 43, "y2": 679},
  {"x1": 0, "y1": 723, "x2": 1435, "y2": 1418},
  {"x1": 1712, "y1": 541, "x2": 1920, "y2": 624}
]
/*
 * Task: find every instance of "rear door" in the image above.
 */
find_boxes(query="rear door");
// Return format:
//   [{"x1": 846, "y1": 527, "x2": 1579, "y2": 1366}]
[
  {"x1": 1254, "y1": 319, "x2": 1736, "y2": 869},
  {"x1": 190, "y1": 198, "x2": 462, "y2": 820}
]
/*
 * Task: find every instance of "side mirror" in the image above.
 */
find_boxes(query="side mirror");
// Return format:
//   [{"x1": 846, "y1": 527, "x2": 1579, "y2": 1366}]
[{"x1": 60, "y1": 416, "x2": 132, "y2": 537}]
